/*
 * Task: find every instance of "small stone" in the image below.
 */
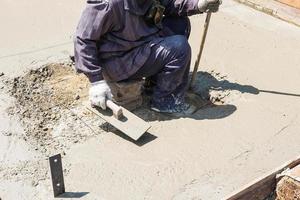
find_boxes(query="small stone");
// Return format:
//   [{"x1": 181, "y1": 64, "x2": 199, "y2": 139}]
[
  {"x1": 21, "y1": 109, "x2": 27, "y2": 115},
  {"x1": 51, "y1": 114, "x2": 56, "y2": 120},
  {"x1": 0, "y1": 72, "x2": 4, "y2": 77},
  {"x1": 31, "y1": 180, "x2": 38, "y2": 187},
  {"x1": 43, "y1": 111, "x2": 48, "y2": 117},
  {"x1": 75, "y1": 94, "x2": 80, "y2": 100},
  {"x1": 43, "y1": 127, "x2": 48, "y2": 131},
  {"x1": 74, "y1": 140, "x2": 79, "y2": 144},
  {"x1": 69, "y1": 55, "x2": 75, "y2": 62},
  {"x1": 2, "y1": 131, "x2": 12, "y2": 136}
]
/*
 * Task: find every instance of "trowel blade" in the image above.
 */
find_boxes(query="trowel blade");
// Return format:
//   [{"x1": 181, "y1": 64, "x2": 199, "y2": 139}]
[{"x1": 85, "y1": 102, "x2": 151, "y2": 141}]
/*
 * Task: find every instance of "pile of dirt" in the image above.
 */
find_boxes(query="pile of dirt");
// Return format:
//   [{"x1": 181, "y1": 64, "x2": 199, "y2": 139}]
[{"x1": 6, "y1": 62, "x2": 95, "y2": 154}]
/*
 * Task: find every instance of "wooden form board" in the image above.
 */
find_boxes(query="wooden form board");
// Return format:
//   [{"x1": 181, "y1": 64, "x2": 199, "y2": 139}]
[
  {"x1": 85, "y1": 103, "x2": 151, "y2": 141},
  {"x1": 224, "y1": 155, "x2": 300, "y2": 200},
  {"x1": 277, "y1": 0, "x2": 300, "y2": 9}
]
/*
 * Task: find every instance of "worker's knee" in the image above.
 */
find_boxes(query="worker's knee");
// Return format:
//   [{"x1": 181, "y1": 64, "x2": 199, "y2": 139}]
[{"x1": 166, "y1": 35, "x2": 191, "y2": 60}]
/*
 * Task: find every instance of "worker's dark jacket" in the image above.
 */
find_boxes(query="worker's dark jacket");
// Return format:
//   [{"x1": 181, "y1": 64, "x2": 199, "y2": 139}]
[{"x1": 74, "y1": 0, "x2": 200, "y2": 82}]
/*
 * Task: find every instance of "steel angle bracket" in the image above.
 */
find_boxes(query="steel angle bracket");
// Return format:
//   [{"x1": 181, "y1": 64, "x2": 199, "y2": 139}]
[{"x1": 49, "y1": 154, "x2": 65, "y2": 197}]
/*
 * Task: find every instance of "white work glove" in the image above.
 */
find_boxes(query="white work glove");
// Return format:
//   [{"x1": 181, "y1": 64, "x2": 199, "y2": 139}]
[
  {"x1": 89, "y1": 80, "x2": 112, "y2": 110},
  {"x1": 198, "y1": 0, "x2": 222, "y2": 13}
]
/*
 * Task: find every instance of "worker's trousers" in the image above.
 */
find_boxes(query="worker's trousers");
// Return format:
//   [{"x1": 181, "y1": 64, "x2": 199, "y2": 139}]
[{"x1": 129, "y1": 17, "x2": 191, "y2": 110}]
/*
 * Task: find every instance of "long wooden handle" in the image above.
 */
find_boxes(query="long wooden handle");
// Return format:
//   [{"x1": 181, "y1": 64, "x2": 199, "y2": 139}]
[
  {"x1": 190, "y1": 12, "x2": 212, "y2": 89},
  {"x1": 106, "y1": 100, "x2": 123, "y2": 119}
]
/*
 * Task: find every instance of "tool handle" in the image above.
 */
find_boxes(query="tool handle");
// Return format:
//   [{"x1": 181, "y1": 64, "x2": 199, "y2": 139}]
[
  {"x1": 106, "y1": 100, "x2": 123, "y2": 119},
  {"x1": 190, "y1": 12, "x2": 212, "y2": 89}
]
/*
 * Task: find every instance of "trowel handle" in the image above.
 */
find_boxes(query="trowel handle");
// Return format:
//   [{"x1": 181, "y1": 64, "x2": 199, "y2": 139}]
[{"x1": 106, "y1": 100, "x2": 123, "y2": 119}]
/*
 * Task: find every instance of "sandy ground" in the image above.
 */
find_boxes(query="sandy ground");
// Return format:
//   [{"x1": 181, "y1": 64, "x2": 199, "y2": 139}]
[{"x1": 1, "y1": 0, "x2": 300, "y2": 199}]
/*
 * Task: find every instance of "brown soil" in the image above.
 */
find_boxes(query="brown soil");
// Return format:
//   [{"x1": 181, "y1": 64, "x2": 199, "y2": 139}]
[{"x1": 7, "y1": 62, "x2": 90, "y2": 155}]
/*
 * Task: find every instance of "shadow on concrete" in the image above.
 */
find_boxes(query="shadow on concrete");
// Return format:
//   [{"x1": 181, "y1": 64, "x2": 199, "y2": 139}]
[
  {"x1": 114, "y1": 131, "x2": 157, "y2": 146},
  {"x1": 193, "y1": 72, "x2": 300, "y2": 98},
  {"x1": 98, "y1": 71, "x2": 263, "y2": 145},
  {"x1": 131, "y1": 71, "x2": 260, "y2": 122},
  {"x1": 259, "y1": 90, "x2": 300, "y2": 97},
  {"x1": 191, "y1": 71, "x2": 259, "y2": 99},
  {"x1": 58, "y1": 192, "x2": 89, "y2": 198},
  {"x1": 133, "y1": 103, "x2": 237, "y2": 122},
  {"x1": 99, "y1": 122, "x2": 157, "y2": 146},
  {"x1": 98, "y1": 71, "x2": 300, "y2": 145}
]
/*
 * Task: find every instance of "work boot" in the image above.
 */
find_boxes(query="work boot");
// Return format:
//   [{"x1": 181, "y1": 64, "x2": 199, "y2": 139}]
[{"x1": 150, "y1": 102, "x2": 197, "y2": 116}]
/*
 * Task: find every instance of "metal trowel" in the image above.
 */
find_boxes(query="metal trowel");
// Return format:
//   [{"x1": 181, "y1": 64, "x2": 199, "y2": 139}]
[{"x1": 85, "y1": 100, "x2": 151, "y2": 141}]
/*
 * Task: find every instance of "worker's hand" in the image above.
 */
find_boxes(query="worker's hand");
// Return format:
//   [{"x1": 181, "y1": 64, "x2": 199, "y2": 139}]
[
  {"x1": 89, "y1": 80, "x2": 112, "y2": 110},
  {"x1": 198, "y1": 0, "x2": 222, "y2": 13}
]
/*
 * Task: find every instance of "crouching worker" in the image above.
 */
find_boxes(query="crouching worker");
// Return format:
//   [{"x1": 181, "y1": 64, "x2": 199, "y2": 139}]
[{"x1": 74, "y1": 0, "x2": 221, "y2": 115}]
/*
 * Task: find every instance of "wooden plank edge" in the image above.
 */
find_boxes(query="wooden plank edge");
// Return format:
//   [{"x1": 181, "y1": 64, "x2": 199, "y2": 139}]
[
  {"x1": 223, "y1": 155, "x2": 300, "y2": 200},
  {"x1": 276, "y1": 0, "x2": 300, "y2": 9}
]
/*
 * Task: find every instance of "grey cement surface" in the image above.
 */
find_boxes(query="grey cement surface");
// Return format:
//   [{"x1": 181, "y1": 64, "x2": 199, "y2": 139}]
[{"x1": 0, "y1": 0, "x2": 300, "y2": 199}]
